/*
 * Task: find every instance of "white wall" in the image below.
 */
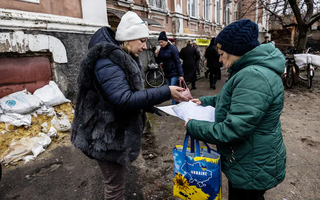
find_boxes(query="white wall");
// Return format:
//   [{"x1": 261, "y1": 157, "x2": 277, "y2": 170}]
[{"x1": 81, "y1": 0, "x2": 108, "y2": 25}]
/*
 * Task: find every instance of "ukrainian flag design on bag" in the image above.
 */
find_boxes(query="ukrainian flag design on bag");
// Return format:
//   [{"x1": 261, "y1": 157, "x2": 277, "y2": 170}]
[{"x1": 173, "y1": 133, "x2": 222, "y2": 200}]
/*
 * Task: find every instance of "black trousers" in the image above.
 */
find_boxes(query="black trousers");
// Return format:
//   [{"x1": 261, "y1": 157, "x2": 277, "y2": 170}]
[
  {"x1": 228, "y1": 181, "x2": 266, "y2": 200},
  {"x1": 209, "y1": 67, "x2": 221, "y2": 86}
]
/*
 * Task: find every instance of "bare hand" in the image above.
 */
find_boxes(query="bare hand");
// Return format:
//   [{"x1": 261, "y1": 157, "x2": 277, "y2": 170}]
[
  {"x1": 184, "y1": 118, "x2": 191, "y2": 129},
  {"x1": 155, "y1": 49, "x2": 159, "y2": 57},
  {"x1": 169, "y1": 86, "x2": 190, "y2": 102},
  {"x1": 191, "y1": 98, "x2": 202, "y2": 105},
  {"x1": 179, "y1": 76, "x2": 184, "y2": 81}
]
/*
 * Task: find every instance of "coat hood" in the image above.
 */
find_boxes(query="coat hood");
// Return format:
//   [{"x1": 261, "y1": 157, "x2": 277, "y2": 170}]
[
  {"x1": 230, "y1": 43, "x2": 286, "y2": 75},
  {"x1": 88, "y1": 27, "x2": 119, "y2": 49}
]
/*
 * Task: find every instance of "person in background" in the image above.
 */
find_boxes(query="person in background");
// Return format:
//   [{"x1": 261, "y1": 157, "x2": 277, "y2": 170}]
[
  {"x1": 168, "y1": 38, "x2": 176, "y2": 46},
  {"x1": 205, "y1": 37, "x2": 222, "y2": 89},
  {"x1": 192, "y1": 40, "x2": 201, "y2": 75},
  {"x1": 155, "y1": 31, "x2": 184, "y2": 104},
  {"x1": 262, "y1": 35, "x2": 271, "y2": 44},
  {"x1": 185, "y1": 19, "x2": 286, "y2": 200},
  {"x1": 71, "y1": 11, "x2": 190, "y2": 200},
  {"x1": 180, "y1": 40, "x2": 200, "y2": 90}
]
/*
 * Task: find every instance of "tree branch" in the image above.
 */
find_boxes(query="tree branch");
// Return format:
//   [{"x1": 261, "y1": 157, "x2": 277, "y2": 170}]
[
  {"x1": 308, "y1": 12, "x2": 320, "y2": 26},
  {"x1": 259, "y1": 0, "x2": 286, "y2": 26},
  {"x1": 305, "y1": 0, "x2": 314, "y2": 21},
  {"x1": 288, "y1": 0, "x2": 305, "y2": 28}
]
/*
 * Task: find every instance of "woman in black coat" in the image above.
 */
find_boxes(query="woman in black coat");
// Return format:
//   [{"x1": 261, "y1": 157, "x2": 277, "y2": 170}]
[
  {"x1": 179, "y1": 41, "x2": 200, "y2": 89},
  {"x1": 71, "y1": 11, "x2": 189, "y2": 200},
  {"x1": 205, "y1": 37, "x2": 222, "y2": 89}
]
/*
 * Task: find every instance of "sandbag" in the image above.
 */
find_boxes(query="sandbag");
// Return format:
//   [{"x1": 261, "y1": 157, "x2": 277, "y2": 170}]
[
  {"x1": 33, "y1": 81, "x2": 70, "y2": 107},
  {"x1": 0, "y1": 89, "x2": 42, "y2": 114}
]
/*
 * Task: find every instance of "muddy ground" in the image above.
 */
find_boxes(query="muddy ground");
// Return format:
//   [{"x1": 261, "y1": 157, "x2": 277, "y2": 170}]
[{"x1": 1, "y1": 69, "x2": 320, "y2": 200}]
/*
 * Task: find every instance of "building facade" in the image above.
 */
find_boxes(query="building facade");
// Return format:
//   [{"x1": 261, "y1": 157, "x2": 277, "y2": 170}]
[
  {"x1": 107, "y1": 0, "x2": 270, "y2": 65},
  {"x1": 0, "y1": 0, "x2": 270, "y2": 100},
  {"x1": 0, "y1": 0, "x2": 108, "y2": 99}
]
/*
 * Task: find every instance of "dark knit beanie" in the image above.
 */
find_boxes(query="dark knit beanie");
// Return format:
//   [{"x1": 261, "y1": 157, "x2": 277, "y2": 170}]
[
  {"x1": 214, "y1": 19, "x2": 260, "y2": 56},
  {"x1": 158, "y1": 31, "x2": 168, "y2": 41}
]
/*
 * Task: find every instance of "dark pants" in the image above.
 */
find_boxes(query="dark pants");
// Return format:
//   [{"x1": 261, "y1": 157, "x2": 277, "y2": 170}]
[
  {"x1": 209, "y1": 67, "x2": 221, "y2": 87},
  {"x1": 228, "y1": 181, "x2": 266, "y2": 200},
  {"x1": 97, "y1": 160, "x2": 126, "y2": 200}
]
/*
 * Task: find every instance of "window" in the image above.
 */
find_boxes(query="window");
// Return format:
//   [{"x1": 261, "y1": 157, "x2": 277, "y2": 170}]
[
  {"x1": 234, "y1": 2, "x2": 238, "y2": 21},
  {"x1": 187, "y1": 0, "x2": 197, "y2": 17},
  {"x1": 18, "y1": 0, "x2": 40, "y2": 3},
  {"x1": 148, "y1": 0, "x2": 166, "y2": 9},
  {"x1": 216, "y1": 0, "x2": 221, "y2": 24},
  {"x1": 203, "y1": 0, "x2": 211, "y2": 21},
  {"x1": 226, "y1": 8, "x2": 230, "y2": 24},
  {"x1": 225, "y1": 1, "x2": 232, "y2": 25}
]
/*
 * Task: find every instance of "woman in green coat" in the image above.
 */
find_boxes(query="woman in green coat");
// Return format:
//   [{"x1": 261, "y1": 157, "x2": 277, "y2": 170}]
[{"x1": 185, "y1": 19, "x2": 286, "y2": 200}]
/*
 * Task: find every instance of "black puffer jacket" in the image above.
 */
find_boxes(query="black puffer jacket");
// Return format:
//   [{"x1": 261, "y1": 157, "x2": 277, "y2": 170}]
[
  {"x1": 156, "y1": 42, "x2": 184, "y2": 78},
  {"x1": 71, "y1": 27, "x2": 171, "y2": 165}
]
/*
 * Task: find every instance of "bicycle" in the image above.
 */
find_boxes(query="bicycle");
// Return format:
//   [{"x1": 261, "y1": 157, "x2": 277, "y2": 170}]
[
  {"x1": 298, "y1": 63, "x2": 316, "y2": 89},
  {"x1": 145, "y1": 62, "x2": 165, "y2": 88}
]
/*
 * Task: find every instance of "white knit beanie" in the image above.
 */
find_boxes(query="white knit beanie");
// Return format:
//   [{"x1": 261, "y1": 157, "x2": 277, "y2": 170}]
[{"x1": 115, "y1": 11, "x2": 149, "y2": 42}]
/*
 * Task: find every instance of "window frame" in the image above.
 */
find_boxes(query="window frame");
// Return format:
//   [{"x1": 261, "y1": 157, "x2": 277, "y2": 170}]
[
  {"x1": 187, "y1": 0, "x2": 198, "y2": 18},
  {"x1": 215, "y1": 0, "x2": 221, "y2": 24},
  {"x1": 203, "y1": 0, "x2": 212, "y2": 21},
  {"x1": 148, "y1": 0, "x2": 167, "y2": 10}
]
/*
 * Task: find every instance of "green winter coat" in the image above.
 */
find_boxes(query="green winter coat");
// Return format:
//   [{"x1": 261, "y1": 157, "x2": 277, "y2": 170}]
[{"x1": 187, "y1": 43, "x2": 287, "y2": 190}]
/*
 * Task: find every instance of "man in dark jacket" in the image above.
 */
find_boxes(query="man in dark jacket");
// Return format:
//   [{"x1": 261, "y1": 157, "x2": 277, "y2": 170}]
[
  {"x1": 192, "y1": 40, "x2": 201, "y2": 75},
  {"x1": 205, "y1": 37, "x2": 222, "y2": 89},
  {"x1": 180, "y1": 40, "x2": 200, "y2": 89}
]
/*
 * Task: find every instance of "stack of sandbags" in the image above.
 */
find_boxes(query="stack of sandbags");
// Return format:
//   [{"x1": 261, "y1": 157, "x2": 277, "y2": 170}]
[{"x1": 0, "y1": 81, "x2": 73, "y2": 165}]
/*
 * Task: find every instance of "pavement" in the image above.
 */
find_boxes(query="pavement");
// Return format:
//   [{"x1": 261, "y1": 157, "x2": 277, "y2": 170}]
[{"x1": 0, "y1": 69, "x2": 228, "y2": 200}]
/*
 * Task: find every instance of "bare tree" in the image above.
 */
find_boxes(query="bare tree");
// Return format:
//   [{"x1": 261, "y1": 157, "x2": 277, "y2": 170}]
[{"x1": 260, "y1": 0, "x2": 320, "y2": 52}]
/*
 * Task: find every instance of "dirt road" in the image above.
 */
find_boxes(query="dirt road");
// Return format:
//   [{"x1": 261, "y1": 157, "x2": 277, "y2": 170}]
[{"x1": 1, "y1": 70, "x2": 320, "y2": 200}]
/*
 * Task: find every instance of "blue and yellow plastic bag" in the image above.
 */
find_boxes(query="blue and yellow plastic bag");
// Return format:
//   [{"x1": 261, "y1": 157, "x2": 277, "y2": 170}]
[{"x1": 173, "y1": 133, "x2": 222, "y2": 200}]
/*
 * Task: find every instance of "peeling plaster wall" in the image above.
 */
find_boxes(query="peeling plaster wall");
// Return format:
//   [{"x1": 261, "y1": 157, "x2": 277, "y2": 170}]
[
  {"x1": 0, "y1": 30, "x2": 92, "y2": 101},
  {"x1": 35, "y1": 31, "x2": 92, "y2": 101},
  {"x1": 0, "y1": 31, "x2": 67, "y2": 63}
]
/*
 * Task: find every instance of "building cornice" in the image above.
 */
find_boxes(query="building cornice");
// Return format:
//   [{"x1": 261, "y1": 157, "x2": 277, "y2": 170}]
[{"x1": 0, "y1": 8, "x2": 108, "y2": 34}]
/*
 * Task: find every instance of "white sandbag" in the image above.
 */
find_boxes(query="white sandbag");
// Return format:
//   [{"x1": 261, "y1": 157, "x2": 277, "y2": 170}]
[
  {"x1": 33, "y1": 81, "x2": 70, "y2": 107},
  {"x1": 41, "y1": 122, "x2": 48, "y2": 133},
  {"x1": 1, "y1": 133, "x2": 51, "y2": 165},
  {"x1": 0, "y1": 89, "x2": 43, "y2": 114},
  {"x1": 47, "y1": 126, "x2": 58, "y2": 137},
  {"x1": 32, "y1": 133, "x2": 51, "y2": 157},
  {"x1": 0, "y1": 113, "x2": 32, "y2": 127},
  {"x1": 35, "y1": 105, "x2": 56, "y2": 116},
  {"x1": 294, "y1": 54, "x2": 320, "y2": 68},
  {"x1": 0, "y1": 105, "x2": 4, "y2": 114},
  {"x1": 50, "y1": 112, "x2": 71, "y2": 132}
]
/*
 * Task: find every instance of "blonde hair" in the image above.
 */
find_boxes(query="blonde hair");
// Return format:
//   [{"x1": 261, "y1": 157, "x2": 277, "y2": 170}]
[{"x1": 121, "y1": 41, "x2": 131, "y2": 54}]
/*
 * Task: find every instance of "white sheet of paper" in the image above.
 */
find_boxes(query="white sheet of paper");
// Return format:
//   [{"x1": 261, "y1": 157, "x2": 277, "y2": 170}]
[
  {"x1": 156, "y1": 105, "x2": 178, "y2": 117},
  {"x1": 157, "y1": 101, "x2": 215, "y2": 122}
]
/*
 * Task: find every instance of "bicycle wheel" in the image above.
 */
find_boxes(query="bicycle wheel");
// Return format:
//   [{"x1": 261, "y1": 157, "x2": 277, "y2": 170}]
[{"x1": 146, "y1": 70, "x2": 165, "y2": 88}]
